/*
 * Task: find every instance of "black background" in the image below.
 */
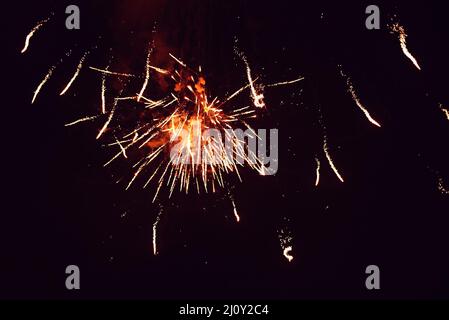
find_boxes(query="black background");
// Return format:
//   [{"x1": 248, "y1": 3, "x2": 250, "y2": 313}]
[{"x1": 1, "y1": 0, "x2": 448, "y2": 299}]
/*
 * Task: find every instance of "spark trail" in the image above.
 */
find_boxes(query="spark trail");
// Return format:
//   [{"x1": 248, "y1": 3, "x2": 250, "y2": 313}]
[
  {"x1": 60, "y1": 52, "x2": 89, "y2": 96},
  {"x1": 323, "y1": 136, "x2": 344, "y2": 183},
  {"x1": 339, "y1": 67, "x2": 381, "y2": 128},
  {"x1": 101, "y1": 70, "x2": 107, "y2": 114},
  {"x1": 315, "y1": 157, "x2": 321, "y2": 187},
  {"x1": 137, "y1": 46, "x2": 153, "y2": 102},
  {"x1": 229, "y1": 194, "x2": 241, "y2": 223},
  {"x1": 65, "y1": 115, "x2": 99, "y2": 127},
  {"x1": 89, "y1": 66, "x2": 137, "y2": 78},
  {"x1": 390, "y1": 22, "x2": 421, "y2": 71},
  {"x1": 32, "y1": 65, "x2": 56, "y2": 104},
  {"x1": 266, "y1": 77, "x2": 304, "y2": 88},
  {"x1": 417, "y1": 156, "x2": 448, "y2": 197},
  {"x1": 21, "y1": 15, "x2": 52, "y2": 54},
  {"x1": 153, "y1": 205, "x2": 163, "y2": 255},
  {"x1": 236, "y1": 48, "x2": 265, "y2": 108},
  {"x1": 32, "y1": 50, "x2": 72, "y2": 104}
]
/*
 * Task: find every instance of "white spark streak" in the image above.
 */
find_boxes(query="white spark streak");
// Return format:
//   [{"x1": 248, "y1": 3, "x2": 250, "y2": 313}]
[
  {"x1": 169, "y1": 53, "x2": 187, "y2": 67},
  {"x1": 137, "y1": 46, "x2": 153, "y2": 102},
  {"x1": 153, "y1": 207, "x2": 163, "y2": 256},
  {"x1": 101, "y1": 71, "x2": 107, "y2": 114},
  {"x1": 96, "y1": 98, "x2": 118, "y2": 139},
  {"x1": 21, "y1": 15, "x2": 52, "y2": 54},
  {"x1": 315, "y1": 157, "x2": 321, "y2": 187},
  {"x1": 60, "y1": 52, "x2": 89, "y2": 96},
  {"x1": 323, "y1": 137, "x2": 344, "y2": 183},
  {"x1": 231, "y1": 198, "x2": 240, "y2": 223},
  {"x1": 32, "y1": 66, "x2": 56, "y2": 104},
  {"x1": 267, "y1": 77, "x2": 304, "y2": 87},
  {"x1": 65, "y1": 115, "x2": 99, "y2": 127},
  {"x1": 339, "y1": 68, "x2": 381, "y2": 128},
  {"x1": 391, "y1": 23, "x2": 421, "y2": 71},
  {"x1": 89, "y1": 66, "x2": 136, "y2": 78}
]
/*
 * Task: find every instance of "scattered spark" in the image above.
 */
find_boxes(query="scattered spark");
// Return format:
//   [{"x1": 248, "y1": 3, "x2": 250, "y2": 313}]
[
  {"x1": 21, "y1": 15, "x2": 52, "y2": 54},
  {"x1": 438, "y1": 103, "x2": 449, "y2": 121},
  {"x1": 278, "y1": 225, "x2": 294, "y2": 263},
  {"x1": 390, "y1": 22, "x2": 421, "y2": 71},
  {"x1": 315, "y1": 157, "x2": 321, "y2": 187},
  {"x1": 339, "y1": 67, "x2": 381, "y2": 128},
  {"x1": 60, "y1": 52, "x2": 89, "y2": 96},
  {"x1": 245, "y1": 62, "x2": 265, "y2": 108},
  {"x1": 418, "y1": 155, "x2": 449, "y2": 198},
  {"x1": 437, "y1": 177, "x2": 449, "y2": 196}
]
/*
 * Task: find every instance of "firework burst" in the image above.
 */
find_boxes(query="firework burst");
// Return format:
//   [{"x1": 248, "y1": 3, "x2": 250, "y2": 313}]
[
  {"x1": 22, "y1": 6, "x2": 446, "y2": 262},
  {"x1": 83, "y1": 51, "x2": 299, "y2": 203}
]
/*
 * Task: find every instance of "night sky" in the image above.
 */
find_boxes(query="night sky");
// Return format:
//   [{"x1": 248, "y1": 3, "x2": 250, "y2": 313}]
[{"x1": 2, "y1": 0, "x2": 449, "y2": 299}]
